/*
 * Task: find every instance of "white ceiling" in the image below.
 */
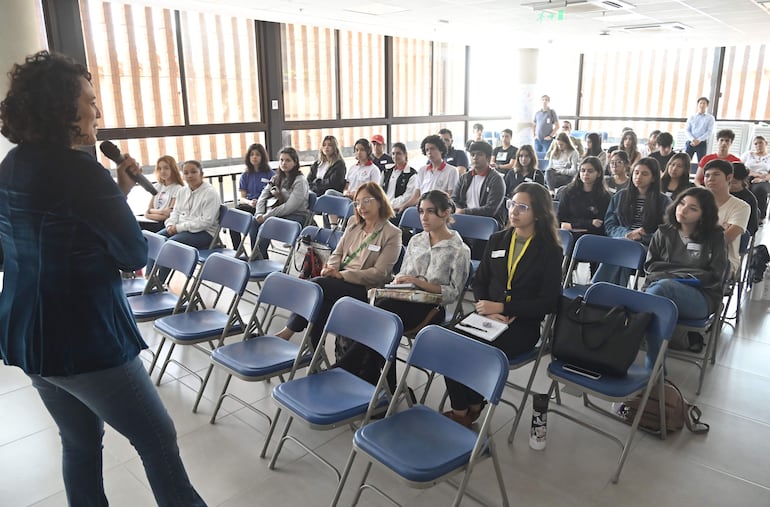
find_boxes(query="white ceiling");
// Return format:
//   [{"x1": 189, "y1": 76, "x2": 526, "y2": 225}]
[{"x1": 142, "y1": 0, "x2": 770, "y2": 49}]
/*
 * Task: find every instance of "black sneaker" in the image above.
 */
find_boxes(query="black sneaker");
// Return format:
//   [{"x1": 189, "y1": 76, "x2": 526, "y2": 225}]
[{"x1": 688, "y1": 331, "x2": 705, "y2": 353}]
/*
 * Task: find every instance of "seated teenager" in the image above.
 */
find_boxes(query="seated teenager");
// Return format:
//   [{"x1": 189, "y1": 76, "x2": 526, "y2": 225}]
[
  {"x1": 275, "y1": 182, "x2": 402, "y2": 356},
  {"x1": 444, "y1": 182, "x2": 563, "y2": 427},
  {"x1": 251, "y1": 147, "x2": 310, "y2": 258},
  {"x1": 504, "y1": 144, "x2": 545, "y2": 197},
  {"x1": 742, "y1": 135, "x2": 770, "y2": 222},
  {"x1": 694, "y1": 129, "x2": 741, "y2": 186},
  {"x1": 643, "y1": 187, "x2": 727, "y2": 351},
  {"x1": 400, "y1": 134, "x2": 460, "y2": 209},
  {"x1": 231, "y1": 143, "x2": 274, "y2": 248},
  {"x1": 140, "y1": 155, "x2": 183, "y2": 233},
  {"x1": 337, "y1": 190, "x2": 470, "y2": 387},
  {"x1": 324, "y1": 138, "x2": 380, "y2": 227},
  {"x1": 661, "y1": 152, "x2": 694, "y2": 200},
  {"x1": 453, "y1": 141, "x2": 507, "y2": 227},
  {"x1": 620, "y1": 130, "x2": 642, "y2": 167},
  {"x1": 584, "y1": 132, "x2": 606, "y2": 167},
  {"x1": 604, "y1": 150, "x2": 630, "y2": 195},
  {"x1": 599, "y1": 157, "x2": 671, "y2": 285},
  {"x1": 729, "y1": 163, "x2": 758, "y2": 236},
  {"x1": 558, "y1": 156, "x2": 611, "y2": 237},
  {"x1": 382, "y1": 141, "x2": 418, "y2": 220},
  {"x1": 307, "y1": 135, "x2": 346, "y2": 196},
  {"x1": 649, "y1": 131, "x2": 675, "y2": 171},
  {"x1": 545, "y1": 132, "x2": 580, "y2": 191}
]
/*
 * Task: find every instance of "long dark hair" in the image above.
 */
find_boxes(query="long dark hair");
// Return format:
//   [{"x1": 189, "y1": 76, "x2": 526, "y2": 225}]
[
  {"x1": 565, "y1": 156, "x2": 608, "y2": 199},
  {"x1": 275, "y1": 147, "x2": 301, "y2": 189},
  {"x1": 585, "y1": 132, "x2": 603, "y2": 157},
  {"x1": 245, "y1": 143, "x2": 271, "y2": 173},
  {"x1": 665, "y1": 187, "x2": 721, "y2": 243},
  {"x1": 510, "y1": 182, "x2": 560, "y2": 247},
  {"x1": 621, "y1": 130, "x2": 640, "y2": 163},
  {"x1": 619, "y1": 157, "x2": 665, "y2": 232},
  {"x1": 660, "y1": 152, "x2": 692, "y2": 194},
  {"x1": 1, "y1": 51, "x2": 91, "y2": 147},
  {"x1": 514, "y1": 144, "x2": 538, "y2": 176},
  {"x1": 419, "y1": 190, "x2": 455, "y2": 224}
]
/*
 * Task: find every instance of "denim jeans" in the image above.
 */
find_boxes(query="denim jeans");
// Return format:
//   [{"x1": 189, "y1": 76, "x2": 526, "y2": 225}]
[
  {"x1": 155, "y1": 229, "x2": 213, "y2": 283},
  {"x1": 644, "y1": 278, "x2": 710, "y2": 320},
  {"x1": 534, "y1": 138, "x2": 552, "y2": 154},
  {"x1": 28, "y1": 356, "x2": 206, "y2": 507},
  {"x1": 685, "y1": 140, "x2": 708, "y2": 164}
]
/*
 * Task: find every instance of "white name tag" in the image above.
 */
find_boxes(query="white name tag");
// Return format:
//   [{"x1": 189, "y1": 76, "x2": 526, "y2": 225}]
[
  {"x1": 496, "y1": 152, "x2": 507, "y2": 161},
  {"x1": 261, "y1": 178, "x2": 270, "y2": 183},
  {"x1": 368, "y1": 244, "x2": 381, "y2": 252},
  {"x1": 687, "y1": 243, "x2": 702, "y2": 252},
  {"x1": 491, "y1": 250, "x2": 506, "y2": 258}
]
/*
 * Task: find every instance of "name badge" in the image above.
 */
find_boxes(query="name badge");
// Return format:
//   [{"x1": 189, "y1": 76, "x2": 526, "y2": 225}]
[
  {"x1": 261, "y1": 178, "x2": 270, "y2": 183},
  {"x1": 687, "y1": 243, "x2": 702, "y2": 252},
  {"x1": 368, "y1": 244, "x2": 381, "y2": 252},
  {"x1": 447, "y1": 157, "x2": 454, "y2": 163},
  {"x1": 491, "y1": 250, "x2": 506, "y2": 258},
  {"x1": 496, "y1": 152, "x2": 507, "y2": 161}
]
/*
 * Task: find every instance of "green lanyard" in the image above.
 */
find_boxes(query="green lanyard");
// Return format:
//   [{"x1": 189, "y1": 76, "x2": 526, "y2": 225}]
[
  {"x1": 341, "y1": 229, "x2": 381, "y2": 270},
  {"x1": 506, "y1": 232, "x2": 533, "y2": 302}
]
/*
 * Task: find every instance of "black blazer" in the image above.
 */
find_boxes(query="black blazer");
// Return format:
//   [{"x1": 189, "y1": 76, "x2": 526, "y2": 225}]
[
  {"x1": 472, "y1": 229, "x2": 563, "y2": 346},
  {"x1": 308, "y1": 159, "x2": 346, "y2": 195}
]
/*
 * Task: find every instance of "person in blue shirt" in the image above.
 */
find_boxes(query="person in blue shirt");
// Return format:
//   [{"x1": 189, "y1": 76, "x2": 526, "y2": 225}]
[
  {"x1": 685, "y1": 96, "x2": 715, "y2": 163},
  {"x1": 231, "y1": 143, "x2": 274, "y2": 249},
  {"x1": 0, "y1": 51, "x2": 205, "y2": 506}
]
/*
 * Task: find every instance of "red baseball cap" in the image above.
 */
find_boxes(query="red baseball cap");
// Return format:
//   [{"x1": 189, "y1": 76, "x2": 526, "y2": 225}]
[{"x1": 370, "y1": 134, "x2": 385, "y2": 145}]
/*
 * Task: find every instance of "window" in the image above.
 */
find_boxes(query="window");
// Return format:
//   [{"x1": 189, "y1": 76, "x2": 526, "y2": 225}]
[
  {"x1": 393, "y1": 37, "x2": 432, "y2": 117},
  {"x1": 536, "y1": 48, "x2": 580, "y2": 118},
  {"x1": 338, "y1": 30, "x2": 385, "y2": 119},
  {"x1": 432, "y1": 42, "x2": 466, "y2": 115},
  {"x1": 719, "y1": 44, "x2": 770, "y2": 121},
  {"x1": 80, "y1": 0, "x2": 183, "y2": 128},
  {"x1": 281, "y1": 23, "x2": 337, "y2": 121},
  {"x1": 179, "y1": 11, "x2": 261, "y2": 124},
  {"x1": 283, "y1": 126, "x2": 386, "y2": 165}
]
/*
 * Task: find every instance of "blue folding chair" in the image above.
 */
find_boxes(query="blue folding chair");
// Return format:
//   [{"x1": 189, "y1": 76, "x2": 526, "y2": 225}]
[
  {"x1": 263, "y1": 297, "x2": 403, "y2": 482},
  {"x1": 205, "y1": 272, "x2": 324, "y2": 425},
  {"x1": 198, "y1": 206, "x2": 254, "y2": 263},
  {"x1": 304, "y1": 191, "x2": 318, "y2": 227},
  {"x1": 448, "y1": 213, "x2": 499, "y2": 318},
  {"x1": 397, "y1": 206, "x2": 422, "y2": 232},
  {"x1": 557, "y1": 228, "x2": 574, "y2": 279},
  {"x1": 314, "y1": 194, "x2": 355, "y2": 229},
  {"x1": 546, "y1": 282, "x2": 678, "y2": 483},
  {"x1": 122, "y1": 230, "x2": 166, "y2": 297},
  {"x1": 562, "y1": 235, "x2": 646, "y2": 299},
  {"x1": 331, "y1": 325, "x2": 510, "y2": 507},
  {"x1": 152, "y1": 254, "x2": 250, "y2": 400},
  {"x1": 245, "y1": 217, "x2": 302, "y2": 297}
]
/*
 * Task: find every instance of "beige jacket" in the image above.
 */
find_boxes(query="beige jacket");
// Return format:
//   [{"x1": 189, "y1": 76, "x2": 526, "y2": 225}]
[{"x1": 328, "y1": 219, "x2": 402, "y2": 289}]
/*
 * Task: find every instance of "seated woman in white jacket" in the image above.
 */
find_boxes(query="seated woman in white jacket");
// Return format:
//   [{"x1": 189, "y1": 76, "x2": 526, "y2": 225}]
[
  {"x1": 545, "y1": 132, "x2": 580, "y2": 191},
  {"x1": 250, "y1": 147, "x2": 310, "y2": 259}
]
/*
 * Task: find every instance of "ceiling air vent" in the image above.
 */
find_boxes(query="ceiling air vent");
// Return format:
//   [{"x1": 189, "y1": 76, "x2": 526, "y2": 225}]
[
  {"x1": 615, "y1": 21, "x2": 690, "y2": 32},
  {"x1": 588, "y1": 0, "x2": 635, "y2": 10}
]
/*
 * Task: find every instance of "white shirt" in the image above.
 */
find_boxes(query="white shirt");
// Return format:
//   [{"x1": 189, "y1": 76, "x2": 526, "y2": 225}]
[
  {"x1": 165, "y1": 182, "x2": 222, "y2": 237},
  {"x1": 315, "y1": 161, "x2": 330, "y2": 181},
  {"x1": 384, "y1": 166, "x2": 418, "y2": 210},
  {"x1": 466, "y1": 174, "x2": 486, "y2": 209},
  {"x1": 718, "y1": 195, "x2": 750, "y2": 276},
  {"x1": 742, "y1": 151, "x2": 770, "y2": 175},
  {"x1": 153, "y1": 182, "x2": 182, "y2": 210},
  {"x1": 346, "y1": 162, "x2": 380, "y2": 194},
  {"x1": 414, "y1": 162, "x2": 459, "y2": 196}
]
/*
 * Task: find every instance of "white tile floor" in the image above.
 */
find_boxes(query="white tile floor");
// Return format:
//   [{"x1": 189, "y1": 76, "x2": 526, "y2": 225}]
[{"x1": 2, "y1": 230, "x2": 770, "y2": 506}]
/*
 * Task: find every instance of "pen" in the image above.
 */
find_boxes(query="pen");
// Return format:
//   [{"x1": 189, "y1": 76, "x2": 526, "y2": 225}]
[{"x1": 458, "y1": 322, "x2": 487, "y2": 333}]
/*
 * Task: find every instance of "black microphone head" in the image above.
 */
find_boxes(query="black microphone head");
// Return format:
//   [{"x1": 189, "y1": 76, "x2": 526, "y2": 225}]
[{"x1": 99, "y1": 141, "x2": 123, "y2": 162}]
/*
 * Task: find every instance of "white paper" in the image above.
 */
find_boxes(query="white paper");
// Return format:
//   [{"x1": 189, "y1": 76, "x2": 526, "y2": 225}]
[{"x1": 455, "y1": 313, "x2": 508, "y2": 341}]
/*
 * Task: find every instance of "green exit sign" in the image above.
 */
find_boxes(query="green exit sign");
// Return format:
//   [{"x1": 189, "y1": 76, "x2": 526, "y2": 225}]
[{"x1": 537, "y1": 10, "x2": 565, "y2": 22}]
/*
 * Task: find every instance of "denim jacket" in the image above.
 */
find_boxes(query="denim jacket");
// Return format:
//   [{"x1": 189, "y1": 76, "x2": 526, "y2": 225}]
[{"x1": 0, "y1": 145, "x2": 147, "y2": 375}]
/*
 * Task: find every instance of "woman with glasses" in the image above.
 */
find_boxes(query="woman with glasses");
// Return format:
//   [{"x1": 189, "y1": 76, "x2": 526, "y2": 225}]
[
  {"x1": 604, "y1": 150, "x2": 630, "y2": 194},
  {"x1": 504, "y1": 144, "x2": 545, "y2": 196},
  {"x1": 276, "y1": 182, "x2": 402, "y2": 358},
  {"x1": 337, "y1": 190, "x2": 470, "y2": 387},
  {"x1": 444, "y1": 182, "x2": 563, "y2": 427}
]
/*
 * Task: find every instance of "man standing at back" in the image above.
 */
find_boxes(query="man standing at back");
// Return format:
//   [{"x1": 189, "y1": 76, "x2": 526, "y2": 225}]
[
  {"x1": 685, "y1": 96, "x2": 715, "y2": 163},
  {"x1": 532, "y1": 94, "x2": 558, "y2": 154}
]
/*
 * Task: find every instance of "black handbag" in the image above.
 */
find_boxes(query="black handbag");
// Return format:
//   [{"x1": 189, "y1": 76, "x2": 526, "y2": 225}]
[{"x1": 551, "y1": 296, "x2": 652, "y2": 377}]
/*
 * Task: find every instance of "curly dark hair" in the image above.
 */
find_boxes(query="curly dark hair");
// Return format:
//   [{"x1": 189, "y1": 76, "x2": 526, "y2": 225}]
[
  {"x1": 421, "y1": 134, "x2": 448, "y2": 158},
  {"x1": 0, "y1": 51, "x2": 91, "y2": 147}
]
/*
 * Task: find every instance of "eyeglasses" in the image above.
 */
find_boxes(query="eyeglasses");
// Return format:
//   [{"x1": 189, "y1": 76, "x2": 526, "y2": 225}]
[
  {"x1": 609, "y1": 160, "x2": 625, "y2": 166},
  {"x1": 353, "y1": 197, "x2": 377, "y2": 208},
  {"x1": 506, "y1": 201, "x2": 530, "y2": 213}
]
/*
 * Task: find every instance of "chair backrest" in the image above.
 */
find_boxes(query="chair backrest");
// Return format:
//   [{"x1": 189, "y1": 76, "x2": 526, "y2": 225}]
[
  {"x1": 307, "y1": 191, "x2": 318, "y2": 213},
  {"x1": 409, "y1": 325, "x2": 509, "y2": 404},
  {"x1": 739, "y1": 230, "x2": 751, "y2": 256},
  {"x1": 557, "y1": 228, "x2": 573, "y2": 258},
  {"x1": 142, "y1": 230, "x2": 167, "y2": 264},
  {"x1": 398, "y1": 206, "x2": 422, "y2": 231},
  {"x1": 449, "y1": 213, "x2": 499, "y2": 243},
  {"x1": 198, "y1": 253, "x2": 250, "y2": 294},
  {"x1": 584, "y1": 283, "x2": 678, "y2": 366},
  {"x1": 256, "y1": 216, "x2": 302, "y2": 245},
  {"x1": 572, "y1": 235, "x2": 646, "y2": 271},
  {"x1": 323, "y1": 297, "x2": 403, "y2": 360},
  {"x1": 220, "y1": 207, "x2": 255, "y2": 235},
  {"x1": 313, "y1": 194, "x2": 352, "y2": 217},
  {"x1": 154, "y1": 240, "x2": 199, "y2": 277},
  {"x1": 393, "y1": 245, "x2": 406, "y2": 275},
  {"x1": 257, "y1": 272, "x2": 323, "y2": 322},
  {"x1": 299, "y1": 226, "x2": 342, "y2": 251}
]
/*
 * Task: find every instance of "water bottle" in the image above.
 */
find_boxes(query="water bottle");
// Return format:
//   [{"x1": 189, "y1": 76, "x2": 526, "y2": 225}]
[{"x1": 529, "y1": 393, "x2": 549, "y2": 450}]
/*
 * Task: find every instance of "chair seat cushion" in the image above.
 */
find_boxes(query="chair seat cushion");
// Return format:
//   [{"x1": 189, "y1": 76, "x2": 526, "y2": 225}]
[
  {"x1": 272, "y1": 369, "x2": 380, "y2": 426},
  {"x1": 509, "y1": 347, "x2": 539, "y2": 368},
  {"x1": 353, "y1": 405, "x2": 478, "y2": 483},
  {"x1": 211, "y1": 336, "x2": 309, "y2": 378},
  {"x1": 129, "y1": 293, "x2": 183, "y2": 320},
  {"x1": 249, "y1": 259, "x2": 286, "y2": 279},
  {"x1": 122, "y1": 278, "x2": 147, "y2": 297},
  {"x1": 199, "y1": 248, "x2": 237, "y2": 263},
  {"x1": 154, "y1": 310, "x2": 242, "y2": 342},
  {"x1": 678, "y1": 316, "x2": 714, "y2": 329},
  {"x1": 547, "y1": 360, "x2": 652, "y2": 398},
  {"x1": 562, "y1": 285, "x2": 589, "y2": 300}
]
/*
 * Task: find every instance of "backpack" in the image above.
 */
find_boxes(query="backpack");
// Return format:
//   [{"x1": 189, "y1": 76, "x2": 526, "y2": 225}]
[
  {"x1": 622, "y1": 380, "x2": 709, "y2": 434},
  {"x1": 749, "y1": 244, "x2": 770, "y2": 283},
  {"x1": 300, "y1": 245, "x2": 323, "y2": 279}
]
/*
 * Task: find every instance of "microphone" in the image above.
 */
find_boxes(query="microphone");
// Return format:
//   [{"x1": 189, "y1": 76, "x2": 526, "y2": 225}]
[{"x1": 99, "y1": 141, "x2": 157, "y2": 195}]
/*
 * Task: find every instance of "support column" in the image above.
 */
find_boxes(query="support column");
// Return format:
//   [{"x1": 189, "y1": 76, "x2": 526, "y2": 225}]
[
  {"x1": 513, "y1": 48, "x2": 538, "y2": 148},
  {"x1": 0, "y1": 0, "x2": 47, "y2": 159}
]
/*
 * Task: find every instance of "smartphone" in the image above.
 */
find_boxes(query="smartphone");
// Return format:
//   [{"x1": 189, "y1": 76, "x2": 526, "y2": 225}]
[{"x1": 563, "y1": 363, "x2": 602, "y2": 380}]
